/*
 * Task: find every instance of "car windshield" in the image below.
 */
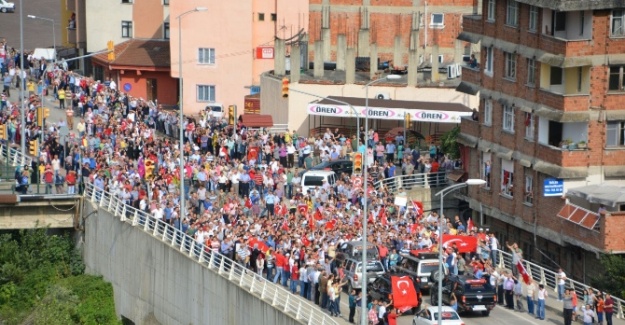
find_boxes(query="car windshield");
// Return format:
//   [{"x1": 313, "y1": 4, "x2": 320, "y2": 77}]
[
  {"x1": 208, "y1": 106, "x2": 222, "y2": 112},
  {"x1": 419, "y1": 262, "x2": 439, "y2": 274},
  {"x1": 434, "y1": 311, "x2": 460, "y2": 320},
  {"x1": 303, "y1": 176, "x2": 324, "y2": 186},
  {"x1": 362, "y1": 261, "x2": 384, "y2": 272}
]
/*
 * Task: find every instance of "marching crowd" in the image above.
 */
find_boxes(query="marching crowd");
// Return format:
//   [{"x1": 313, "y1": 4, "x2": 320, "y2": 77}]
[{"x1": 1, "y1": 41, "x2": 619, "y2": 325}]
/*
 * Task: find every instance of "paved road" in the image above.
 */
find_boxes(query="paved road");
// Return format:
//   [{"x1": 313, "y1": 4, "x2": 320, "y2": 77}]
[{"x1": 1, "y1": 0, "x2": 63, "y2": 52}]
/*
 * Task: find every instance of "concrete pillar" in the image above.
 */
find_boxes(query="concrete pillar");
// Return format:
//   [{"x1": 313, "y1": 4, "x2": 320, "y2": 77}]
[
  {"x1": 274, "y1": 39, "x2": 286, "y2": 76},
  {"x1": 291, "y1": 43, "x2": 301, "y2": 83},
  {"x1": 358, "y1": 29, "x2": 370, "y2": 57},
  {"x1": 408, "y1": 50, "x2": 418, "y2": 87},
  {"x1": 394, "y1": 36, "x2": 403, "y2": 68},
  {"x1": 337, "y1": 34, "x2": 347, "y2": 71},
  {"x1": 314, "y1": 41, "x2": 324, "y2": 78},
  {"x1": 370, "y1": 43, "x2": 378, "y2": 80},
  {"x1": 431, "y1": 45, "x2": 440, "y2": 83},
  {"x1": 454, "y1": 39, "x2": 464, "y2": 64},
  {"x1": 346, "y1": 47, "x2": 356, "y2": 84},
  {"x1": 409, "y1": 30, "x2": 419, "y2": 51},
  {"x1": 322, "y1": 28, "x2": 331, "y2": 61}
]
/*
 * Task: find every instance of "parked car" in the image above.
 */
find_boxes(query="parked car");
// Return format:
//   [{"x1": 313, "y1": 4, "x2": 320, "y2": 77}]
[
  {"x1": 308, "y1": 160, "x2": 353, "y2": 175},
  {"x1": 300, "y1": 170, "x2": 337, "y2": 193},
  {"x1": 341, "y1": 256, "x2": 385, "y2": 293},
  {"x1": 430, "y1": 275, "x2": 496, "y2": 316},
  {"x1": 413, "y1": 306, "x2": 465, "y2": 325},
  {"x1": 369, "y1": 273, "x2": 423, "y2": 315},
  {"x1": 394, "y1": 253, "x2": 441, "y2": 292},
  {"x1": 0, "y1": 0, "x2": 15, "y2": 13}
]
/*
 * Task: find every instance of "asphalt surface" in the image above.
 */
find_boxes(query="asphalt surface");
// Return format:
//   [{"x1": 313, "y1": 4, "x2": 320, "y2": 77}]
[{"x1": 1, "y1": 0, "x2": 63, "y2": 52}]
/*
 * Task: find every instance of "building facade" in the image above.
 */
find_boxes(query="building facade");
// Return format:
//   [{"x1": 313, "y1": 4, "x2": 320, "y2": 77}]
[
  {"x1": 169, "y1": 0, "x2": 309, "y2": 115},
  {"x1": 456, "y1": 0, "x2": 625, "y2": 281}
]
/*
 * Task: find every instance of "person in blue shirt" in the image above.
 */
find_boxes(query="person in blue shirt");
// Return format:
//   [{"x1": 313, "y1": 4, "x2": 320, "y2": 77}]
[{"x1": 265, "y1": 191, "x2": 276, "y2": 217}]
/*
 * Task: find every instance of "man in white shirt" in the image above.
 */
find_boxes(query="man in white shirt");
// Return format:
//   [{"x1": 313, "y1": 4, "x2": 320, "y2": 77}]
[{"x1": 557, "y1": 268, "x2": 566, "y2": 301}]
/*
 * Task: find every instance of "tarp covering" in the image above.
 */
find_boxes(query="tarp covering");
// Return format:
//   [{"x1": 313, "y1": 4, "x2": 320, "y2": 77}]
[{"x1": 566, "y1": 185, "x2": 625, "y2": 208}]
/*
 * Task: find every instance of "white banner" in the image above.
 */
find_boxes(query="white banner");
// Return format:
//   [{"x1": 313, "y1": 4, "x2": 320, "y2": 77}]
[{"x1": 306, "y1": 103, "x2": 471, "y2": 123}]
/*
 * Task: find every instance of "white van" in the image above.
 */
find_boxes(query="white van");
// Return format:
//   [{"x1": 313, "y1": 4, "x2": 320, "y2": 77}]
[
  {"x1": 301, "y1": 170, "x2": 336, "y2": 193},
  {"x1": 205, "y1": 103, "x2": 224, "y2": 119}
]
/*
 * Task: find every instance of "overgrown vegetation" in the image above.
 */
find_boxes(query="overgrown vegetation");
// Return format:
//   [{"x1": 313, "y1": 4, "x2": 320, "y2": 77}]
[
  {"x1": 592, "y1": 254, "x2": 625, "y2": 299},
  {"x1": 0, "y1": 228, "x2": 120, "y2": 325},
  {"x1": 440, "y1": 125, "x2": 461, "y2": 159}
]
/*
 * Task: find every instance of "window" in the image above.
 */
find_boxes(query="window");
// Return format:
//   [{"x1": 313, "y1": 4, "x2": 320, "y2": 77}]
[
  {"x1": 504, "y1": 52, "x2": 516, "y2": 80},
  {"x1": 606, "y1": 121, "x2": 625, "y2": 147},
  {"x1": 503, "y1": 105, "x2": 515, "y2": 133},
  {"x1": 524, "y1": 112, "x2": 535, "y2": 140},
  {"x1": 501, "y1": 159, "x2": 514, "y2": 197},
  {"x1": 554, "y1": 11, "x2": 567, "y2": 32},
  {"x1": 484, "y1": 100, "x2": 493, "y2": 126},
  {"x1": 121, "y1": 0, "x2": 132, "y2": 3},
  {"x1": 529, "y1": 6, "x2": 538, "y2": 31},
  {"x1": 431, "y1": 13, "x2": 444, "y2": 28},
  {"x1": 271, "y1": 13, "x2": 277, "y2": 21},
  {"x1": 481, "y1": 152, "x2": 492, "y2": 189},
  {"x1": 609, "y1": 65, "x2": 625, "y2": 91},
  {"x1": 121, "y1": 21, "x2": 133, "y2": 38},
  {"x1": 197, "y1": 85, "x2": 215, "y2": 102},
  {"x1": 612, "y1": 10, "x2": 625, "y2": 37},
  {"x1": 163, "y1": 0, "x2": 168, "y2": 4},
  {"x1": 527, "y1": 58, "x2": 536, "y2": 85},
  {"x1": 550, "y1": 66, "x2": 563, "y2": 85},
  {"x1": 198, "y1": 48, "x2": 215, "y2": 65},
  {"x1": 524, "y1": 171, "x2": 533, "y2": 204},
  {"x1": 487, "y1": 0, "x2": 496, "y2": 22},
  {"x1": 163, "y1": 22, "x2": 169, "y2": 39},
  {"x1": 484, "y1": 47, "x2": 494, "y2": 76},
  {"x1": 258, "y1": 13, "x2": 265, "y2": 21},
  {"x1": 506, "y1": 0, "x2": 519, "y2": 27}
]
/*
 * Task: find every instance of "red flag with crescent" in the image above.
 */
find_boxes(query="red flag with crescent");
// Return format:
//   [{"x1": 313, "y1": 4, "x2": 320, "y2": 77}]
[
  {"x1": 324, "y1": 219, "x2": 337, "y2": 231},
  {"x1": 442, "y1": 234, "x2": 478, "y2": 253},
  {"x1": 516, "y1": 260, "x2": 532, "y2": 285},
  {"x1": 297, "y1": 204, "x2": 308, "y2": 215},
  {"x1": 391, "y1": 276, "x2": 419, "y2": 309}
]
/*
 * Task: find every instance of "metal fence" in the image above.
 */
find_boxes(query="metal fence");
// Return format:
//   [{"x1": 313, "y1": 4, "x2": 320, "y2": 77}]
[
  {"x1": 0, "y1": 144, "x2": 33, "y2": 168},
  {"x1": 498, "y1": 250, "x2": 625, "y2": 319},
  {"x1": 84, "y1": 183, "x2": 338, "y2": 325},
  {"x1": 372, "y1": 171, "x2": 449, "y2": 192}
]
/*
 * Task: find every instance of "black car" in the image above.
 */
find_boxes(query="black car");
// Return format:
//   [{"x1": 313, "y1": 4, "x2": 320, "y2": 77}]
[
  {"x1": 369, "y1": 273, "x2": 423, "y2": 315},
  {"x1": 300, "y1": 160, "x2": 353, "y2": 176},
  {"x1": 430, "y1": 275, "x2": 497, "y2": 316}
]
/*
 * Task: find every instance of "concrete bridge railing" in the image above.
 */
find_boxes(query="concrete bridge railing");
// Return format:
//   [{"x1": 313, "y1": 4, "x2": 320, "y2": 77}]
[{"x1": 84, "y1": 183, "x2": 338, "y2": 325}]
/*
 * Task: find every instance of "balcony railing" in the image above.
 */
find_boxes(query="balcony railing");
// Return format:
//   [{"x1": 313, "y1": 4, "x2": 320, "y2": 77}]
[
  {"x1": 461, "y1": 66, "x2": 481, "y2": 85},
  {"x1": 462, "y1": 14, "x2": 483, "y2": 36},
  {"x1": 539, "y1": 35, "x2": 592, "y2": 57},
  {"x1": 535, "y1": 143, "x2": 589, "y2": 167},
  {"x1": 0, "y1": 144, "x2": 32, "y2": 167},
  {"x1": 67, "y1": 27, "x2": 77, "y2": 45},
  {"x1": 537, "y1": 89, "x2": 589, "y2": 112}
]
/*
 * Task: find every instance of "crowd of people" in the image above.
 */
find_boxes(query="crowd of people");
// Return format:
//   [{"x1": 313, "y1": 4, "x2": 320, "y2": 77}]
[{"x1": 1, "y1": 40, "x2": 619, "y2": 325}]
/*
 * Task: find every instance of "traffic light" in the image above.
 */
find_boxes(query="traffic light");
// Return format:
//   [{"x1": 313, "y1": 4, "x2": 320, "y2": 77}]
[
  {"x1": 29, "y1": 140, "x2": 38, "y2": 156},
  {"x1": 37, "y1": 107, "x2": 43, "y2": 126},
  {"x1": 43, "y1": 107, "x2": 50, "y2": 118},
  {"x1": 405, "y1": 112, "x2": 411, "y2": 124},
  {"x1": 228, "y1": 105, "x2": 236, "y2": 125},
  {"x1": 0, "y1": 125, "x2": 5, "y2": 140},
  {"x1": 281, "y1": 77, "x2": 289, "y2": 98},
  {"x1": 107, "y1": 40, "x2": 115, "y2": 61}
]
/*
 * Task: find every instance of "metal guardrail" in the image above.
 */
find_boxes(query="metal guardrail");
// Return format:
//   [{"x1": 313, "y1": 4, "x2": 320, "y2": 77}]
[
  {"x1": 0, "y1": 144, "x2": 33, "y2": 168},
  {"x1": 498, "y1": 250, "x2": 625, "y2": 319},
  {"x1": 84, "y1": 183, "x2": 338, "y2": 325},
  {"x1": 372, "y1": 171, "x2": 449, "y2": 192}
]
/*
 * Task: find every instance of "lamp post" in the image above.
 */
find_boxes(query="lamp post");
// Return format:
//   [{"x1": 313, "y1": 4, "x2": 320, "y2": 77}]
[
  {"x1": 27, "y1": 15, "x2": 56, "y2": 64},
  {"x1": 19, "y1": 0, "x2": 25, "y2": 157},
  {"x1": 177, "y1": 7, "x2": 207, "y2": 231},
  {"x1": 361, "y1": 74, "x2": 400, "y2": 325},
  {"x1": 434, "y1": 179, "x2": 486, "y2": 325}
]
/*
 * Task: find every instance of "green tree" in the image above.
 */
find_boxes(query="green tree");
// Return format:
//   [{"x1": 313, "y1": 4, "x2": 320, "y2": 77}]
[
  {"x1": 591, "y1": 254, "x2": 625, "y2": 298},
  {"x1": 440, "y1": 125, "x2": 461, "y2": 159}
]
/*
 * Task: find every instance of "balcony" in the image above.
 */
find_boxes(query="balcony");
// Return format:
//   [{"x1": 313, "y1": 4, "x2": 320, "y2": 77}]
[
  {"x1": 461, "y1": 66, "x2": 481, "y2": 85},
  {"x1": 460, "y1": 116, "x2": 479, "y2": 138},
  {"x1": 535, "y1": 142, "x2": 589, "y2": 167},
  {"x1": 537, "y1": 90, "x2": 589, "y2": 112},
  {"x1": 540, "y1": 9, "x2": 593, "y2": 56},
  {"x1": 67, "y1": 27, "x2": 76, "y2": 45},
  {"x1": 462, "y1": 14, "x2": 483, "y2": 36},
  {"x1": 539, "y1": 35, "x2": 592, "y2": 57}
]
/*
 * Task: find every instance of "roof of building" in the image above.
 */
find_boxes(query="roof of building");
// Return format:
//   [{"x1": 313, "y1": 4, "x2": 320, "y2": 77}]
[
  {"x1": 567, "y1": 185, "x2": 625, "y2": 208},
  {"x1": 515, "y1": 0, "x2": 625, "y2": 11},
  {"x1": 92, "y1": 39, "x2": 170, "y2": 68},
  {"x1": 316, "y1": 96, "x2": 473, "y2": 113}
]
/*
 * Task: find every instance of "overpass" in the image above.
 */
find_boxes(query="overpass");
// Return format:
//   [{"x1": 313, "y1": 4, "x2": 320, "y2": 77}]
[{"x1": 0, "y1": 194, "x2": 81, "y2": 229}]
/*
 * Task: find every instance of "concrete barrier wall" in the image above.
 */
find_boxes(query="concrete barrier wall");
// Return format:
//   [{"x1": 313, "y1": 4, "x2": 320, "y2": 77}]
[{"x1": 82, "y1": 202, "x2": 300, "y2": 325}]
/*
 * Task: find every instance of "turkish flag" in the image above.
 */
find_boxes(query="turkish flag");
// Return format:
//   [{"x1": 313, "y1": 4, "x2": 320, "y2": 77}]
[
  {"x1": 442, "y1": 234, "x2": 478, "y2": 253},
  {"x1": 314, "y1": 208, "x2": 323, "y2": 221},
  {"x1": 308, "y1": 214, "x2": 316, "y2": 230},
  {"x1": 274, "y1": 204, "x2": 283, "y2": 216},
  {"x1": 391, "y1": 276, "x2": 419, "y2": 309},
  {"x1": 281, "y1": 219, "x2": 289, "y2": 231},
  {"x1": 325, "y1": 219, "x2": 337, "y2": 231},
  {"x1": 467, "y1": 217, "x2": 475, "y2": 232},
  {"x1": 410, "y1": 223, "x2": 418, "y2": 234},
  {"x1": 302, "y1": 236, "x2": 311, "y2": 247},
  {"x1": 412, "y1": 200, "x2": 424, "y2": 217},
  {"x1": 516, "y1": 260, "x2": 532, "y2": 285},
  {"x1": 297, "y1": 204, "x2": 309, "y2": 215},
  {"x1": 248, "y1": 238, "x2": 269, "y2": 253},
  {"x1": 245, "y1": 198, "x2": 252, "y2": 209}
]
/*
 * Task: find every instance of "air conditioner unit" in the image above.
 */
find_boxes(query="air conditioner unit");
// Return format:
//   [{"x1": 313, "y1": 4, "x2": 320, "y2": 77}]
[
  {"x1": 447, "y1": 65, "x2": 457, "y2": 79},
  {"x1": 456, "y1": 63, "x2": 462, "y2": 76},
  {"x1": 375, "y1": 92, "x2": 391, "y2": 100}
]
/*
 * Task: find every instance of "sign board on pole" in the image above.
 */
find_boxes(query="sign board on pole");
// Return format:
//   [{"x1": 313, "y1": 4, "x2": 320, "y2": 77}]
[
  {"x1": 256, "y1": 47, "x2": 275, "y2": 59},
  {"x1": 543, "y1": 178, "x2": 564, "y2": 197}
]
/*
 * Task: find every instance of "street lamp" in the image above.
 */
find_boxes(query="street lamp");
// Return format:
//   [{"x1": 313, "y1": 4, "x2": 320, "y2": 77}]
[
  {"x1": 27, "y1": 15, "x2": 56, "y2": 64},
  {"x1": 177, "y1": 6, "x2": 207, "y2": 231},
  {"x1": 19, "y1": 0, "x2": 25, "y2": 157},
  {"x1": 434, "y1": 179, "x2": 486, "y2": 325},
  {"x1": 361, "y1": 74, "x2": 400, "y2": 325}
]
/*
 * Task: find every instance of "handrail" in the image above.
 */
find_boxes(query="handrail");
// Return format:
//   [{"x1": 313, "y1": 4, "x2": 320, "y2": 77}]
[
  {"x1": 0, "y1": 144, "x2": 33, "y2": 168},
  {"x1": 372, "y1": 171, "x2": 450, "y2": 192},
  {"x1": 498, "y1": 250, "x2": 625, "y2": 319},
  {"x1": 83, "y1": 183, "x2": 338, "y2": 325}
]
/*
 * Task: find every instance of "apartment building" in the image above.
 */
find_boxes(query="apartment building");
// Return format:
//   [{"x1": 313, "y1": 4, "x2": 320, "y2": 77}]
[
  {"x1": 456, "y1": 0, "x2": 625, "y2": 280},
  {"x1": 308, "y1": 0, "x2": 481, "y2": 67},
  {"x1": 169, "y1": 0, "x2": 308, "y2": 115}
]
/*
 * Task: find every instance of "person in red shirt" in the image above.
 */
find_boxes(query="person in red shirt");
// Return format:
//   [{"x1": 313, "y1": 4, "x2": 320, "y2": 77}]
[
  {"x1": 290, "y1": 263, "x2": 299, "y2": 294},
  {"x1": 605, "y1": 293, "x2": 614, "y2": 325},
  {"x1": 387, "y1": 308, "x2": 398, "y2": 325},
  {"x1": 273, "y1": 251, "x2": 285, "y2": 284},
  {"x1": 66, "y1": 170, "x2": 77, "y2": 194}
]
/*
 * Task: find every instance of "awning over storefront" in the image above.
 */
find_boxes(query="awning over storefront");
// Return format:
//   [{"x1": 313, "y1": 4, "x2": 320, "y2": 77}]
[
  {"x1": 533, "y1": 161, "x2": 588, "y2": 179},
  {"x1": 241, "y1": 114, "x2": 274, "y2": 128},
  {"x1": 308, "y1": 96, "x2": 473, "y2": 124},
  {"x1": 567, "y1": 185, "x2": 625, "y2": 208}
]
